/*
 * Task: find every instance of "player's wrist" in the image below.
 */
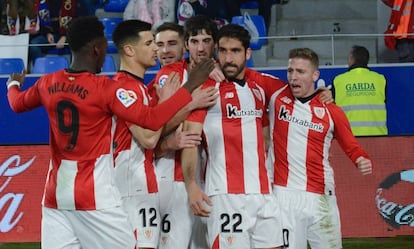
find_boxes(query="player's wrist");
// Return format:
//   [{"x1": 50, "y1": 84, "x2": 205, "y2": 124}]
[{"x1": 7, "y1": 80, "x2": 21, "y2": 90}]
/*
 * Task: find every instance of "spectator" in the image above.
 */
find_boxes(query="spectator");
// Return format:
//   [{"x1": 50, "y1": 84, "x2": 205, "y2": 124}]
[
  {"x1": 268, "y1": 47, "x2": 372, "y2": 248},
  {"x1": 123, "y1": 0, "x2": 176, "y2": 29},
  {"x1": 333, "y1": 45, "x2": 387, "y2": 136},
  {"x1": 177, "y1": 0, "x2": 229, "y2": 28},
  {"x1": 382, "y1": 0, "x2": 414, "y2": 62},
  {"x1": 6, "y1": 15, "x2": 214, "y2": 249},
  {"x1": 28, "y1": 0, "x2": 75, "y2": 68},
  {"x1": 0, "y1": 0, "x2": 39, "y2": 35}
]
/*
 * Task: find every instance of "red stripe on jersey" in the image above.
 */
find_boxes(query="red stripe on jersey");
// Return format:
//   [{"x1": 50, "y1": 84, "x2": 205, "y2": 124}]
[
  {"x1": 174, "y1": 151, "x2": 184, "y2": 181},
  {"x1": 248, "y1": 82, "x2": 269, "y2": 193},
  {"x1": 212, "y1": 235, "x2": 220, "y2": 249},
  {"x1": 144, "y1": 149, "x2": 158, "y2": 193},
  {"x1": 273, "y1": 100, "x2": 292, "y2": 187},
  {"x1": 43, "y1": 158, "x2": 59, "y2": 209},
  {"x1": 220, "y1": 83, "x2": 245, "y2": 193},
  {"x1": 74, "y1": 159, "x2": 96, "y2": 209}
]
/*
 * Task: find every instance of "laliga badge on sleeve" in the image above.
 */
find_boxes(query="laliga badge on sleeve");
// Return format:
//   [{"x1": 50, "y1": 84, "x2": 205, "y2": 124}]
[{"x1": 116, "y1": 88, "x2": 138, "y2": 107}]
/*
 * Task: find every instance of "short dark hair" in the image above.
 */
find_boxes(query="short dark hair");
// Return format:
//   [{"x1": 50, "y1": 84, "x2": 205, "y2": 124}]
[
  {"x1": 67, "y1": 16, "x2": 105, "y2": 52},
  {"x1": 112, "y1": 19, "x2": 152, "y2": 50},
  {"x1": 350, "y1": 45, "x2": 369, "y2": 66},
  {"x1": 184, "y1": 15, "x2": 218, "y2": 43},
  {"x1": 289, "y1": 48, "x2": 319, "y2": 69},
  {"x1": 156, "y1": 22, "x2": 184, "y2": 38},
  {"x1": 217, "y1": 24, "x2": 251, "y2": 50}
]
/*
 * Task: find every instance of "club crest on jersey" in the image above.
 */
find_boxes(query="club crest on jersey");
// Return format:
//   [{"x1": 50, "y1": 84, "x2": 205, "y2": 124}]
[
  {"x1": 252, "y1": 88, "x2": 262, "y2": 101},
  {"x1": 116, "y1": 88, "x2": 137, "y2": 107},
  {"x1": 158, "y1": 74, "x2": 169, "y2": 88},
  {"x1": 144, "y1": 229, "x2": 153, "y2": 239},
  {"x1": 225, "y1": 92, "x2": 234, "y2": 99},
  {"x1": 281, "y1": 96, "x2": 292, "y2": 104},
  {"x1": 313, "y1": 107, "x2": 325, "y2": 119}
]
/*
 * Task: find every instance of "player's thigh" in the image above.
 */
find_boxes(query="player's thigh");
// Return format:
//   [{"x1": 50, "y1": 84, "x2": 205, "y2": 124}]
[
  {"x1": 41, "y1": 207, "x2": 81, "y2": 249},
  {"x1": 273, "y1": 187, "x2": 310, "y2": 249},
  {"x1": 122, "y1": 194, "x2": 161, "y2": 248},
  {"x1": 307, "y1": 195, "x2": 342, "y2": 249},
  {"x1": 251, "y1": 194, "x2": 284, "y2": 249},
  {"x1": 159, "y1": 182, "x2": 194, "y2": 249},
  {"x1": 207, "y1": 194, "x2": 253, "y2": 249}
]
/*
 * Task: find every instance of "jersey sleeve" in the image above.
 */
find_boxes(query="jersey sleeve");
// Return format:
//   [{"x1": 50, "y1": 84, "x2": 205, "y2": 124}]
[
  {"x1": 106, "y1": 78, "x2": 192, "y2": 131},
  {"x1": 327, "y1": 103, "x2": 371, "y2": 164},
  {"x1": 7, "y1": 78, "x2": 44, "y2": 113}
]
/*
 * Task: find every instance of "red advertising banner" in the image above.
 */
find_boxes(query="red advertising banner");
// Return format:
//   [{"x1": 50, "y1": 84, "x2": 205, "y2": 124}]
[
  {"x1": 0, "y1": 145, "x2": 49, "y2": 242},
  {"x1": 0, "y1": 137, "x2": 413, "y2": 242}
]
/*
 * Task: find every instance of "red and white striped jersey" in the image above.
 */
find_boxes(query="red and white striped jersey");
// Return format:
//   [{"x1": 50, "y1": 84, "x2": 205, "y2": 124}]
[
  {"x1": 113, "y1": 71, "x2": 158, "y2": 196},
  {"x1": 150, "y1": 59, "x2": 189, "y2": 182},
  {"x1": 187, "y1": 78, "x2": 271, "y2": 196},
  {"x1": 7, "y1": 70, "x2": 191, "y2": 210},
  {"x1": 267, "y1": 85, "x2": 370, "y2": 195}
]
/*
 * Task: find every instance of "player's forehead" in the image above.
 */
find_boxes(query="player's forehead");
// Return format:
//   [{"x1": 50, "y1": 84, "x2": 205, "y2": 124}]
[
  {"x1": 188, "y1": 29, "x2": 213, "y2": 41},
  {"x1": 156, "y1": 30, "x2": 181, "y2": 43}
]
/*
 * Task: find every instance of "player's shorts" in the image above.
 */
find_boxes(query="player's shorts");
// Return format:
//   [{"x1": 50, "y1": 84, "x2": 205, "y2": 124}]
[
  {"x1": 273, "y1": 186, "x2": 342, "y2": 249},
  {"x1": 121, "y1": 193, "x2": 160, "y2": 248},
  {"x1": 42, "y1": 206, "x2": 135, "y2": 249},
  {"x1": 158, "y1": 180, "x2": 195, "y2": 249},
  {"x1": 190, "y1": 215, "x2": 209, "y2": 249},
  {"x1": 207, "y1": 193, "x2": 283, "y2": 249}
]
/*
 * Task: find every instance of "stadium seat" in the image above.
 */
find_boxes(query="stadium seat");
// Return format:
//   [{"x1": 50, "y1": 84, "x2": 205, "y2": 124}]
[
  {"x1": 32, "y1": 57, "x2": 69, "y2": 74},
  {"x1": 104, "y1": 0, "x2": 129, "y2": 12},
  {"x1": 0, "y1": 58, "x2": 25, "y2": 74},
  {"x1": 100, "y1": 17, "x2": 123, "y2": 53},
  {"x1": 231, "y1": 14, "x2": 267, "y2": 50},
  {"x1": 102, "y1": 55, "x2": 117, "y2": 72},
  {"x1": 246, "y1": 56, "x2": 254, "y2": 67}
]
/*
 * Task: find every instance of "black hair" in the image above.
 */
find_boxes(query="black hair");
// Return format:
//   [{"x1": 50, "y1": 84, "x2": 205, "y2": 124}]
[
  {"x1": 156, "y1": 22, "x2": 184, "y2": 38},
  {"x1": 183, "y1": 15, "x2": 218, "y2": 43},
  {"x1": 67, "y1": 16, "x2": 105, "y2": 52},
  {"x1": 217, "y1": 24, "x2": 251, "y2": 50},
  {"x1": 112, "y1": 19, "x2": 153, "y2": 51},
  {"x1": 350, "y1": 45, "x2": 369, "y2": 66}
]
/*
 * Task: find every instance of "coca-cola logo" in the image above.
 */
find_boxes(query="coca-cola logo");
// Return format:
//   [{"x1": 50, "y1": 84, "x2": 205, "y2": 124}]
[
  {"x1": 375, "y1": 169, "x2": 414, "y2": 229},
  {"x1": 0, "y1": 155, "x2": 36, "y2": 233}
]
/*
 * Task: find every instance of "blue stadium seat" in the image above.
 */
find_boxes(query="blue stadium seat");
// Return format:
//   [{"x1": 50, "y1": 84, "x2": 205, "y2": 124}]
[
  {"x1": 246, "y1": 56, "x2": 254, "y2": 67},
  {"x1": 104, "y1": 0, "x2": 129, "y2": 12},
  {"x1": 0, "y1": 58, "x2": 25, "y2": 74},
  {"x1": 102, "y1": 55, "x2": 116, "y2": 72},
  {"x1": 32, "y1": 57, "x2": 69, "y2": 74},
  {"x1": 100, "y1": 17, "x2": 123, "y2": 53},
  {"x1": 231, "y1": 14, "x2": 267, "y2": 50}
]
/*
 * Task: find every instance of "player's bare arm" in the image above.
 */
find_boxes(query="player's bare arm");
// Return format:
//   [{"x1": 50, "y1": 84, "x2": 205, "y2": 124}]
[
  {"x1": 182, "y1": 59, "x2": 215, "y2": 92},
  {"x1": 154, "y1": 124, "x2": 201, "y2": 158},
  {"x1": 182, "y1": 120, "x2": 212, "y2": 217}
]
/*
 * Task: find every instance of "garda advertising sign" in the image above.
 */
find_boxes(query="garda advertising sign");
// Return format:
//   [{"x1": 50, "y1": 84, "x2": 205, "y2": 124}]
[{"x1": 1, "y1": 138, "x2": 413, "y2": 242}]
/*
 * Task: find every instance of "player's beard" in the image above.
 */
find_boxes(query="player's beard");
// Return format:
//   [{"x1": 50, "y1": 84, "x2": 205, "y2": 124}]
[{"x1": 222, "y1": 62, "x2": 245, "y2": 81}]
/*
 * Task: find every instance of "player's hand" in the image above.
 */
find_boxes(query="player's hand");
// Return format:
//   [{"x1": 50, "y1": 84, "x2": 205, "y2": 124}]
[
  {"x1": 56, "y1": 36, "x2": 66, "y2": 49},
  {"x1": 209, "y1": 63, "x2": 225, "y2": 82},
  {"x1": 183, "y1": 59, "x2": 215, "y2": 92},
  {"x1": 157, "y1": 71, "x2": 180, "y2": 103},
  {"x1": 167, "y1": 124, "x2": 202, "y2": 150},
  {"x1": 6, "y1": 70, "x2": 26, "y2": 90},
  {"x1": 318, "y1": 86, "x2": 334, "y2": 104},
  {"x1": 186, "y1": 182, "x2": 212, "y2": 217},
  {"x1": 355, "y1": 156, "x2": 372, "y2": 175},
  {"x1": 188, "y1": 86, "x2": 218, "y2": 110}
]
